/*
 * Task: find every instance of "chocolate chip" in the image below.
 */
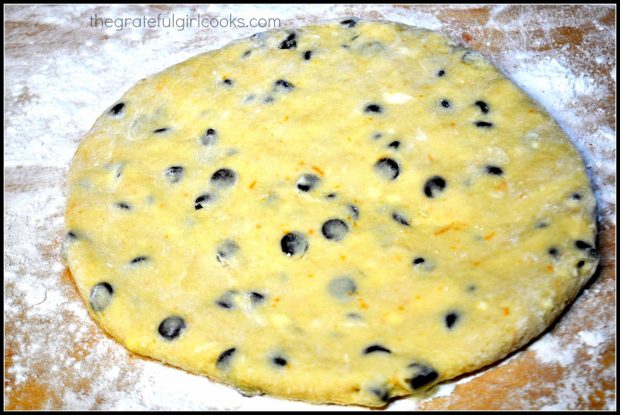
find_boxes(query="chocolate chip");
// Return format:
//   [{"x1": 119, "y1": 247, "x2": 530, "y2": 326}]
[
  {"x1": 577, "y1": 260, "x2": 585, "y2": 268},
  {"x1": 413, "y1": 257, "x2": 425, "y2": 265},
  {"x1": 249, "y1": 291, "x2": 266, "y2": 304},
  {"x1": 370, "y1": 386, "x2": 390, "y2": 403},
  {"x1": 89, "y1": 282, "x2": 113, "y2": 312},
  {"x1": 130, "y1": 256, "x2": 148, "y2": 264},
  {"x1": 424, "y1": 176, "x2": 447, "y2": 198},
  {"x1": 280, "y1": 232, "x2": 309, "y2": 256},
  {"x1": 445, "y1": 311, "x2": 459, "y2": 329},
  {"x1": 165, "y1": 166, "x2": 184, "y2": 183},
  {"x1": 109, "y1": 102, "x2": 125, "y2": 116},
  {"x1": 372, "y1": 132, "x2": 383, "y2": 140},
  {"x1": 242, "y1": 49, "x2": 251, "y2": 58},
  {"x1": 440, "y1": 99, "x2": 451, "y2": 108},
  {"x1": 115, "y1": 202, "x2": 131, "y2": 210},
  {"x1": 328, "y1": 276, "x2": 357, "y2": 300},
  {"x1": 374, "y1": 158, "x2": 400, "y2": 180},
  {"x1": 194, "y1": 193, "x2": 214, "y2": 210},
  {"x1": 347, "y1": 204, "x2": 360, "y2": 220},
  {"x1": 153, "y1": 127, "x2": 170, "y2": 134},
  {"x1": 571, "y1": 193, "x2": 582, "y2": 200},
  {"x1": 67, "y1": 231, "x2": 78, "y2": 240},
  {"x1": 536, "y1": 221, "x2": 549, "y2": 229},
  {"x1": 363, "y1": 344, "x2": 392, "y2": 354},
  {"x1": 158, "y1": 316, "x2": 186, "y2": 340},
  {"x1": 340, "y1": 18, "x2": 357, "y2": 28},
  {"x1": 222, "y1": 78, "x2": 234, "y2": 87},
  {"x1": 364, "y1": 104, "x2": 383, "y2": 113},
  {"x1": 278, "y1": 33, "x2": 297, "y2": 50},
  {"x1": 296, "y1": 174, "x2": 320, "y2": 192},
  {"x1": 548, "y1": 247, "x2": 559, "y2": 257},
  {"x1": 263, "y1": 96, "x2": 274, "y2": 104},
  {"x1": 211, "y1": 168, "x2": 237, "y2": 187},
  {"x1": 392, "y1": 212, "x2": 410, "y2": 226},
  {"x1": 321, "y1": 219, "x2": 349, "y2": 241},
  {"x1": 437, "y1": 69, "x2": 446, "y2": 77},
  {"x1": 474, "y1": 121, "x2": 493, "y2": 128},
  {"x1": 387, "y1": 140, "x2": 400, "y2": 149},
  {"x1": 201, "y1": 128, "x2": 218, "y2": 146},
  {"x1": 216, "y1": 347, "x2": 236, "y2": 369},
  {"x1": 325, "y1": 193, "x2": 337, "y2": 199},
  {"x1": 274, "y1": 79, "x2": 295, "y2": 92},
  {"x1": 407, "y1": 363, "x2": 439, "y2": 390},
  {"x1": 303, "y1": 50, "x2": 312, "y2": 60},
  {"x1": 575, "y1": 240, "x2": 597, "y2": 257},
  {"x1": 216, "y1": 240, "x2": 239, "y2": 263},
  {"x1": 475, "y1": 100, "x2": 489, "y2": 114},
  {"x1": 485, "y1": 165, "x2": 503, "y2": 175},
  {"x1": 272, "y1": 356, "x2": 288, "y2": 366},
  {"x1": 215, "y1": 291, "x2": 237, "y2": 309}
]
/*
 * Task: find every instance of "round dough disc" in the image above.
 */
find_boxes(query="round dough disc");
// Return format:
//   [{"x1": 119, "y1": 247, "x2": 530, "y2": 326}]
[{"x1": 64, "y1": 19, "x2": 599, "y2": 407}]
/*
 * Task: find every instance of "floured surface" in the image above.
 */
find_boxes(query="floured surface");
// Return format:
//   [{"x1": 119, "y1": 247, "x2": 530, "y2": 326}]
[{"x1": 4, "y1": 4, "x2": 616, "y2": 410}]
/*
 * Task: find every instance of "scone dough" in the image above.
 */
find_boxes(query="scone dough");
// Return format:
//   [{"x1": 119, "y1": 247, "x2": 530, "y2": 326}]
[{"x1": 64, "y1": 19, "x2": 599, "y2": 407}]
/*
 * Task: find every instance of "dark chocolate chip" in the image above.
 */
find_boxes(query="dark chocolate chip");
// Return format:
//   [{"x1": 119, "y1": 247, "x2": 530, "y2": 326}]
[
  {"x1": 370, "y1": 387, "x2": 390, "y2": 403},
  {"x1": 577, "y1": 260, "x2": 585, "y2": 268},
  {"x1": 321, "y1": 219, "x2": 349, "y2": 241},
  {"x1": 215, "y1": 291, "x2": 236, "y2": 309},
  {"x1": 485, "y1": 165, "x2": 503, "y2": 175},
  {"x1": 242, "y1": 49, "x2": 252, "y2": 58},
  {"x1": 296, "y1": 173, "x2": 320, "y2": 192},
  {"x1": 165, "y1": 166, "x2": 184, "y2": 183},
  {"x1": 327, "y1": 276, "x2": 357, "y2": 299},
  {"x1": 548, "y1": 247, "x2": 559, "y2": 257},
  {"x1": 195, "y1": 193, "x2": 214, "y2": 210},
  {"x1": 392, "y1": 212, "x2": 410, "y2": 226},
  {"x1": 201, "y1": 128, "x2": 218, "y2": 146},
  {"x1": 249, "y1": 291, "x2": 266, "y2": 304},
  {"x1": 278, "y1": 33, "x2": 297, "y2": 50},
  {"x1": 475, "y1": 100, "x2": 489, "y2": 114},
  {"x1": 571, "y1": 193, "x2": 582, "y2": 200},
  {"x1": 413, "y1": 257, "x2": 425, "y2": 265},
  {"x1": 364, "y1": 344, "x2": 392, "y2": 354},
  {"x1": 536, "y1": 221, "x2": 549, "y2": 229},
  {"x1": 274, "y1": 79, "x2": 295, "y2": 92},
  {"x1": 372, "y1": 132, "x2": 383, "y2": 140},
  {"x1": 303, "y1": 50, "x2": 312, "y2": 60},
  {"x1": 340, "y1": 18, "x2": 357, "y2": 28},
  {"x1": 67, "y1": 231, "x2": 78, "y2": 240},
  {"x1": 130, "y1": 256, "x2": 148, "y2": 264},
  {"x1": 89, "y1": 282, "x2": 114, "y2": 312},
  {"x1": 153, "y1": 127, "x2": 170, "y2": 134},
  {"x1": 445, "y1": 311, "x2": 459, "y2": 329},
  {"x1": 440, "y1": 99, "x2": 451, "y2": 108},
  {"x1": 347, "y1": 204, "x2": 360, "y2": 220},
  {"x1": 222, "y1": 78, "x2": 234, "y2": 87},
  {"x1": 280, "y1": 232, "x2": 309, "y2": 256},
  {"x1": 407, "y1": 363, "x2": 439, "y2": 390},
  {"x1": 272, "y1": 356, "x2": 288, "y2": 366},
  {"x1": 474, "y1": 121, "x2": 493, "y2": 128},
  {"x1": 374, "y1": 158, "x2": 400, "y2": 180},
  {"x1": 216, "y1": 240, "x2": 240, "y2": 263},
  {"x1": 263, "y1": 96, "x2": 275, "y2": 104},
  {"x1": 364, "y1": 104, "x2": 383, "y2": 114},
  {"x1": 387, "y1": 140, "x2": 400, "y2": 149},
  {"x1": 216, "y1": 347, "x2": 236, "y2": 369},
  {"x1": 326, "y1": 193, "x2": 337, "y2": 199},
  {"x1": 109, "y1": 102, "x2": 125, "y2": 116},
  {"x1": 575, "y1": 240, "x2": 597, "y2": 257},
  {"x1": 158, "y1": 316, "x2": 186, "y2": 340},
  {"x1": 466, "y1": 284, "x2": 477, "y2": 292},
  {"x1": 211, "y1": 168, "x2": 237, "y2": 187},
  {"x1": 115, "y1": 202, "x2": 131, "y2": 210},
  {"x1": 424, "y1": 176, "x2": 447, "y2": 198},
  {"x1": 437, "y1": 69, "x2": 446, "y2": 77}
]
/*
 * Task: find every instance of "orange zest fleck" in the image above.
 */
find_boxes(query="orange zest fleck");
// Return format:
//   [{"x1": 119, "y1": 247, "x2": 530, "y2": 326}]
[
  {"x1": 427, "y1": 154, "x2": 435, "y2": 161},
  {"x1": 311, "y1": 165, "x2": 325, "y2": 176},
  {"x1": 503, "y1": 307, "x2": 510, "y2": 316},
  {"x1": 484, "y1": 231, "x2": 496, "y2": 241},
  {"x1": 495, "y1": 181, "x2": 508, "y2": 191},
  {"x1": 340, "y1": 255, "x2": 346, "y2": 261},
  {"x1": 255, "y1": 224, "x2": 262, "y2": 229},
  {"x1": 547, "y1": 265, "x2": 554, "y2": 273},
  {"x1": 472, "y1": 260, "x2": 481, "y2": 266},
  {"x1": 248, "y1": 180, "x2": 256, "y2": 189},
  {"x1": 308, "y1": 229, "x2": 315, "y2": 235},
  {"x1": 358, "y1": 299, "x2": 369, "y2": 309}
]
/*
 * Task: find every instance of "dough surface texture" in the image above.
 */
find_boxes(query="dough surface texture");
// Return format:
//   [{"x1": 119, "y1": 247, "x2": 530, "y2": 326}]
[{"x1": 65, "y1": 19, "x2": 599, "y2": 407}]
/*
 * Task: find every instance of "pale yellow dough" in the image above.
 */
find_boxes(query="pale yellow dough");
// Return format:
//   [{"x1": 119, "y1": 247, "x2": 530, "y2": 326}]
[{"x1": 65, "y1": 20, "x2": 598, "y2": 407}]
